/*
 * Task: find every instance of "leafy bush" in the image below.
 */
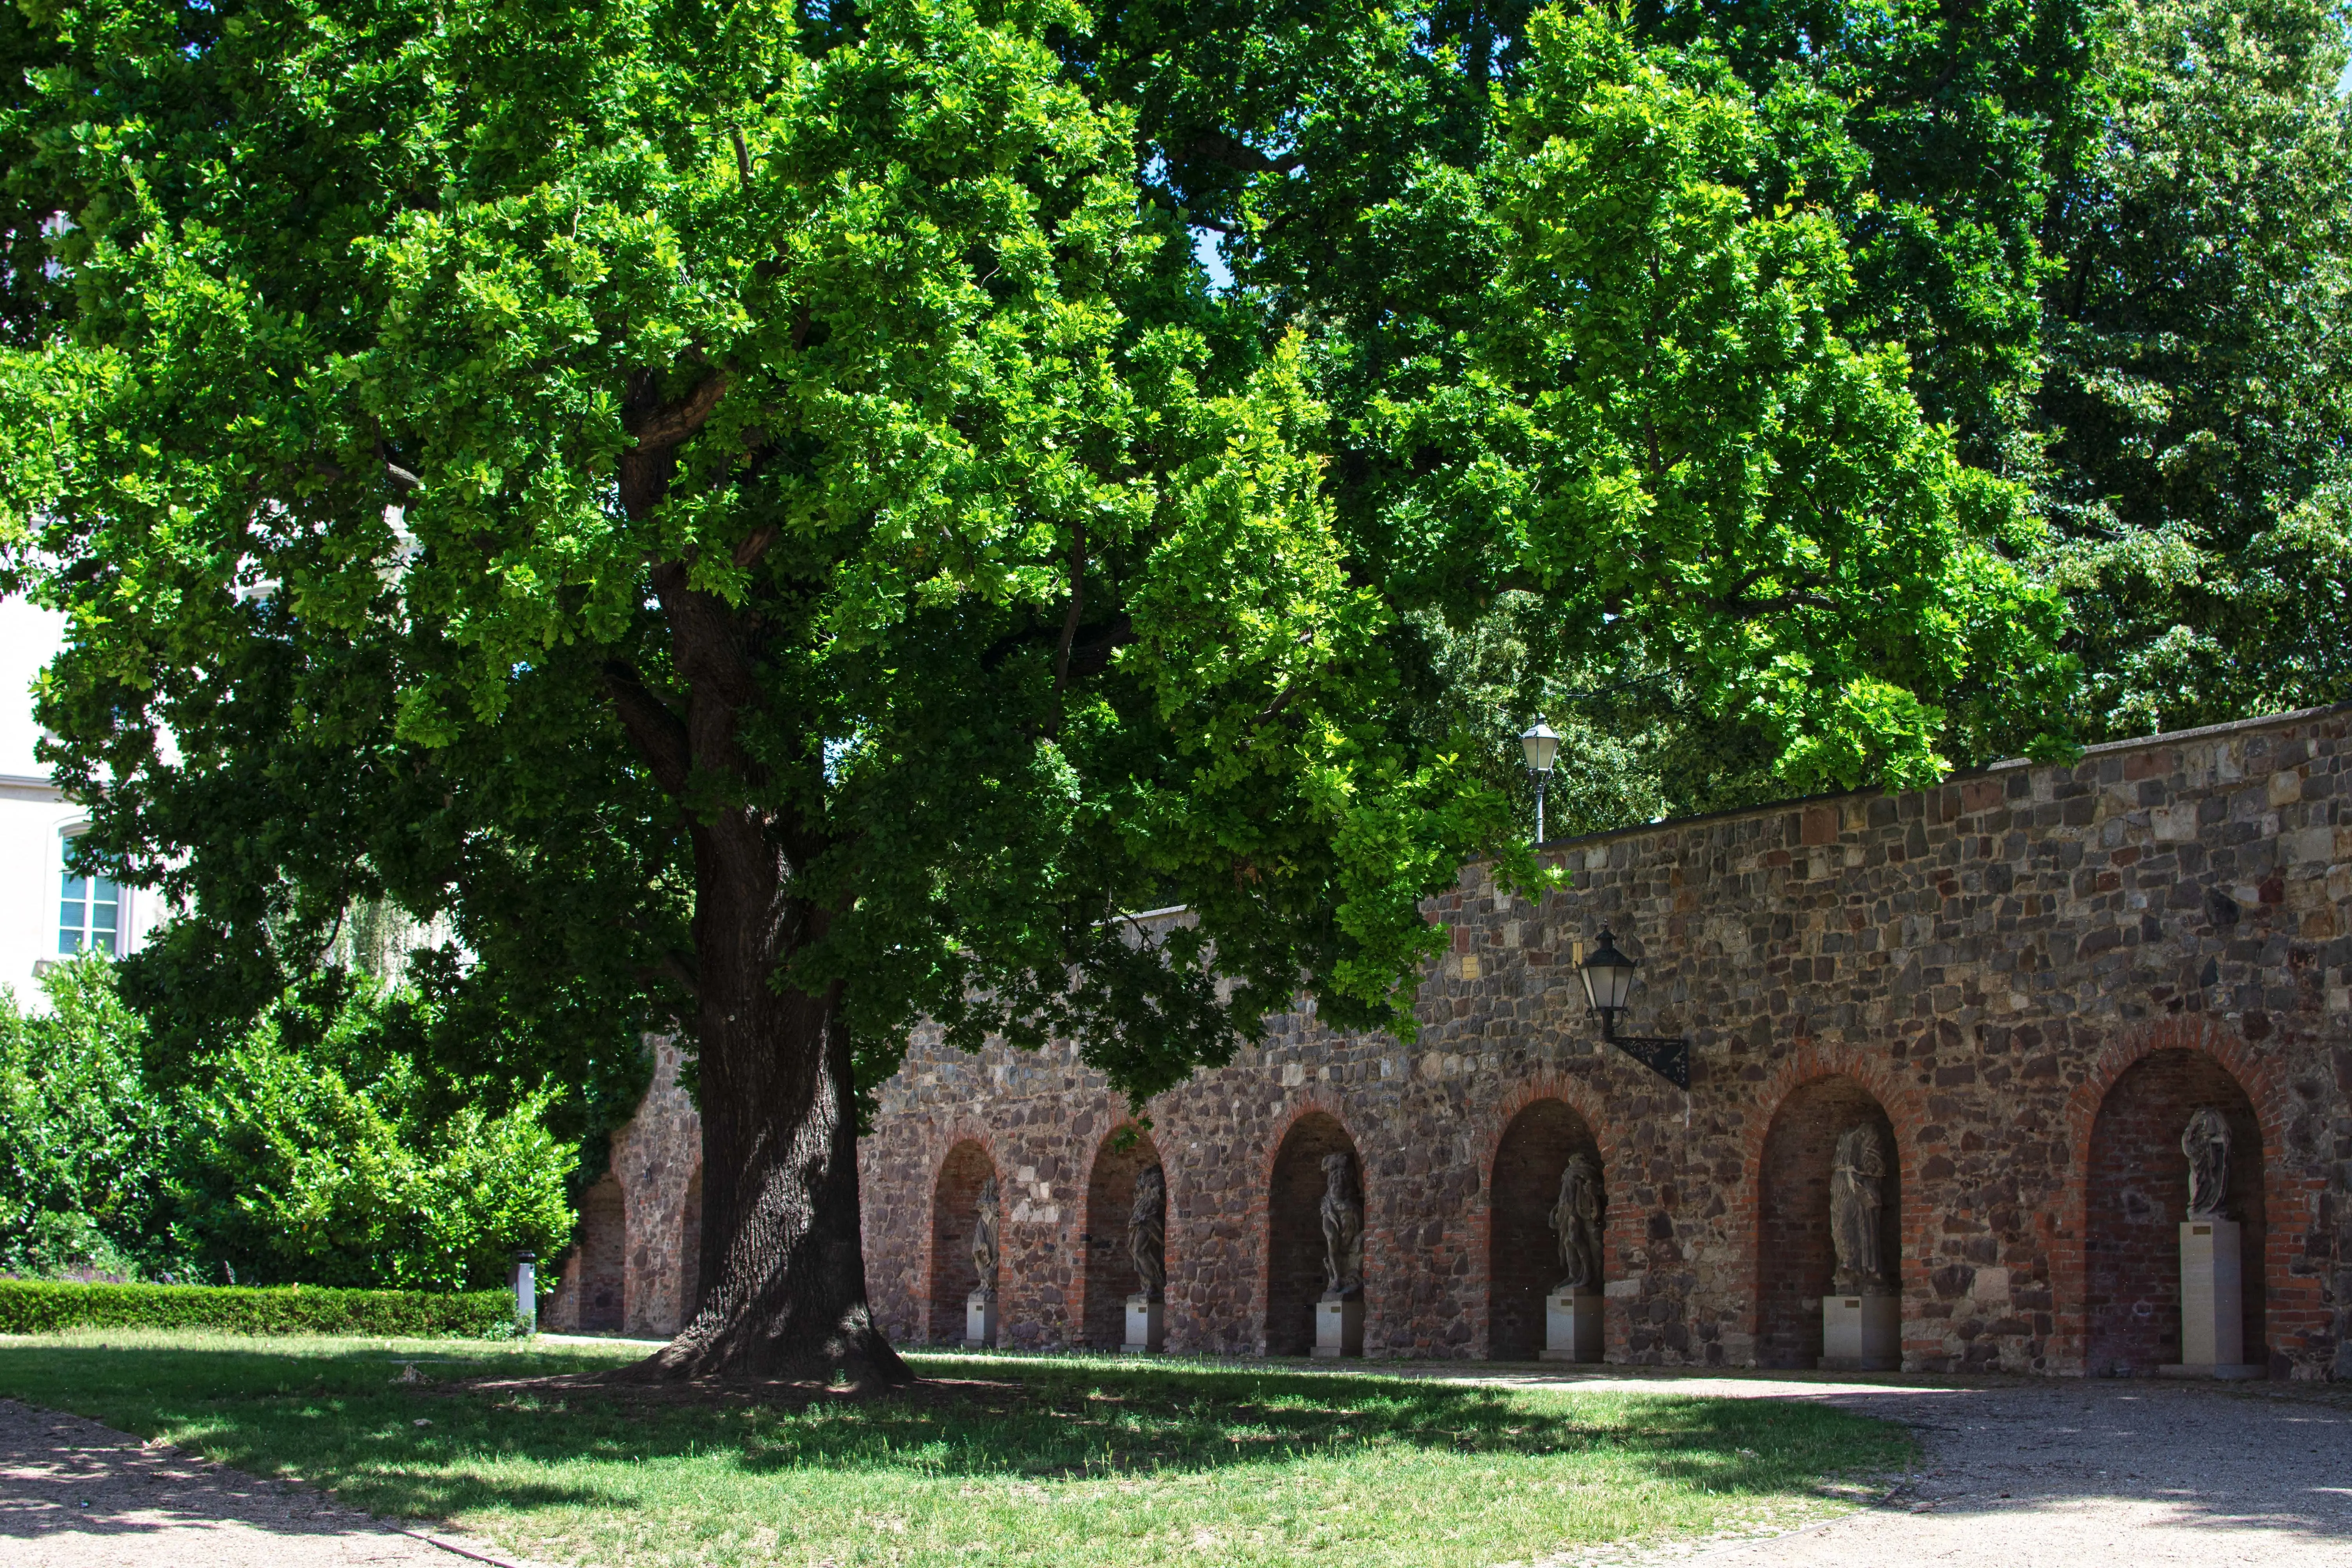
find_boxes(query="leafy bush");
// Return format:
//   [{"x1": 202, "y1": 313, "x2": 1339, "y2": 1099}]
[
  {"x1": 0, "y1": 1279, "x2": 515, "y2": 1337},
  {"x1": 0, "y1": 958, "x2": 576, "y2": 1292},
  {"x1": 0, "y1": 961, "x2": 186, "y2": 1278},
  {"x1": 176, "y1": 1027, "x2": 575, "y2": 1292}
]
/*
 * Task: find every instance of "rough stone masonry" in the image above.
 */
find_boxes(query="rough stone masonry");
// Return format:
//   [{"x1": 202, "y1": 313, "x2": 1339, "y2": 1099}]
[{"x1": 854, "y1": 704, "x2": 2352, "y2": 1377}]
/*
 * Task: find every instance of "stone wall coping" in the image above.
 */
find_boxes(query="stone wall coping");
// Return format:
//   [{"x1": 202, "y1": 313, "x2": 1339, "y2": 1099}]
[{"x1": 1505, "y1": 699, "x2": 2352, "y2": 865}]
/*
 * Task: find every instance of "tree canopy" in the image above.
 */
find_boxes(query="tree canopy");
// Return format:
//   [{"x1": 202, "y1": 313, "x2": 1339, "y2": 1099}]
[
  {"x1": 2037, "y1": 0, "x2": 2352, "y2": 737},
  {"x1": 0, "y1": 0, "x2": 2160, "y2": 1374}
]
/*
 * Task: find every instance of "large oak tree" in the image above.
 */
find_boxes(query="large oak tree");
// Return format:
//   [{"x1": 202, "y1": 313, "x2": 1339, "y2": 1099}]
[{"x1": 0, "y1": 0, "x2": 2066, "y2": 1377}]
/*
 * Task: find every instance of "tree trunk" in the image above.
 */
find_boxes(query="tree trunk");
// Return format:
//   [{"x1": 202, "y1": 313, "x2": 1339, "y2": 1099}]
[
  {"x1": 644, "y1": 897, "x2": 909, "y2": 1382},
  {"x1": 606, "y1": 413, "x2": 909, "y2": 1380},
  {"x1": 632, "y1": 646, "x2": 908, "y2": 1383}
]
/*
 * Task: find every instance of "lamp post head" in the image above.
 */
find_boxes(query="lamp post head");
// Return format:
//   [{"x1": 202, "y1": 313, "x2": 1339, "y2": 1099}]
[
  {"x1": 1578, "y1": 926, "x2": 1638, "y2": 1015},
  {"x1": 1519, "y1": 719, "x2": 1561, "y2": 777}
]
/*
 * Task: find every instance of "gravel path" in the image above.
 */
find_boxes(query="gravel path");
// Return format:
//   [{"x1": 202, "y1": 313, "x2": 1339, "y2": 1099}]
[
  {"x1": 0, "y1": 1399, "x2": 540, "y2": 1568},
  {"x1": 3, "y1": 1370, "x2": 2347, "y2": 1566},
  {"x1": 1733, "y1": 1377, "x2": 2352, "y2": 1567},
  {"x1": 1474, "y1": 1370, "x2": 2352, "y2": 1567}
]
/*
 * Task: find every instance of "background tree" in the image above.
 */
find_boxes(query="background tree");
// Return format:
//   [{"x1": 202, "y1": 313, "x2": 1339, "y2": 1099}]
[
  {"x1": 1, "y1": 0, "x2": 2066, "y2": 1377},
  {"x1": 1111, "y1": 0, "x2": 2096, "y2": 822},
  {"x1": 2036, "y1": 0, "x2": 2352, "y2": 736}
]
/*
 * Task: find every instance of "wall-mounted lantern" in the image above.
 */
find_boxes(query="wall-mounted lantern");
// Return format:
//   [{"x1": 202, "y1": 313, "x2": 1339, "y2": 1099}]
[{"x1": 1577, "y1": 926, "x2": 1690, "y2": 1090}]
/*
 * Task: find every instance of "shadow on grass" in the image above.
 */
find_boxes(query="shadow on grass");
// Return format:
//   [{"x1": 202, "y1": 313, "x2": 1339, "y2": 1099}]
[{"x1": 0, "y1": 1338, "x2": 1911, "y2": 1527}]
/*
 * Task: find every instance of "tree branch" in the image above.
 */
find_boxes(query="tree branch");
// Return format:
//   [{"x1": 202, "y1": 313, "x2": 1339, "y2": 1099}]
[
  {"x1": 602, "y1": 659, "x2": 693, "y2": 796},
  {"x1": 626, "y1": 373, "x2": 732, "y2": 452},
  {"x1": 733, "y1": 526, "x2": 779, "y2": 569},
  {"x1": 1052, "y1": 523, "x2": 1087, "y2": 701},
  {"x1": 375, "y1": 441, "x2": 422, "y2": 490},
  {"x1": 1181, "y1": 133, "x2": 1305, "y2": 176}
]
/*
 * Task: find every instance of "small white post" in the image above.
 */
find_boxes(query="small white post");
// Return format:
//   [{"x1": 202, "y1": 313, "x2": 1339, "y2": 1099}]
[{"x1": 511, "y1": 1251, "x2": 537, "y2": 1336}]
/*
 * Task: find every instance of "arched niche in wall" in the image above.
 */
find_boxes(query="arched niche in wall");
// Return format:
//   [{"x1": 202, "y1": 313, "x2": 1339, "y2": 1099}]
[
  {"x1": 574, "y1": 1171, "x2": 628, "y2": 1334},
  {"x1": 678, "y1": 1158, "x2": 704, "y2": 1327},
  {"x1": 2086, "y1": 1049, "x2": 2266, "y2": 1375},
  {"x1": 929, "y1": 1140, "x2": 997, "y2": 1343},
  {"x1": 1756, "y1": 1077, "x2": 1900, "y2": 1369},
  {"x1": 1488, "y1": 1099, "x2": 1603, "y2": 1360},
  {"x1": 1082, "y1": 1127, "x2": 1165, "y2": 1350},
  {"x1": 1265, "y1": 1111, "x2": 1361, "y2": 1357}
]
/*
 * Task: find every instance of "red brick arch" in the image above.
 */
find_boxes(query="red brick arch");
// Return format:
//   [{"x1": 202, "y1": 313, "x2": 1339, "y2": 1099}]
[
  {"x1": 1477, "y1": 1076, "x2": 1621, "y2": 1182},
  {"x1": 1475, "y1": 1077, "x2": 1620, "y2": 1359},
  {"x1": 1252, "y1": 1095, "x2": 1361, "y2": 1355},
  {"x1": 1073, "y1": 1120, "x2": 1165, "y2": 1350},
  {"x1": 1737, "y1": 1045, "x2": 1934, "y2": 1363},
  {"x1": 2051, "y1": 1014, "x2": 2322, "y2": 1374},
  {"x1": 922, "y1": 1124, "x2": 1002, "y2": 1343}
]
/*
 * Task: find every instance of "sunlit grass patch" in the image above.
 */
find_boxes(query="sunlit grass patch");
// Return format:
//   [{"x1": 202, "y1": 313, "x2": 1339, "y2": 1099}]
[{"x1": 0, "y1": 1332, "x2": 1912, "y2": 1566}]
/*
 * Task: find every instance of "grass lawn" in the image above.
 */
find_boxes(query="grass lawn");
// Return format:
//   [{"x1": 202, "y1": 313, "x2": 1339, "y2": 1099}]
[{"x1": 0, "y1": 1332, "x2": 1914, "y2": 1567}]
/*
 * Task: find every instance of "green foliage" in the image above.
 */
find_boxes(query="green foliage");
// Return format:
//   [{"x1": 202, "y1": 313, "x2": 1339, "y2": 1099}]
[
  {"x1": 174, "y1": 1006, "x2": 576, "y2": 1293},
  {"x1": 2037, "y1": 0, "x2": 2352, "y2": 736},
  {"x1": 0, "y1": 0, "x2": 2074, "y2": 1189},
  {"x1": 0, "y1": 1280, "x2": 515, "y2": 1337},
  {"x1": 1361, "y1": 13, "x2": 2075, "y2": 796},
  {"x1": 0, "y1": 960, "x2": 574, "y2": 1293},
  {"x1": 0, "y1": 957, "x2": 183, "y2": 1279}
]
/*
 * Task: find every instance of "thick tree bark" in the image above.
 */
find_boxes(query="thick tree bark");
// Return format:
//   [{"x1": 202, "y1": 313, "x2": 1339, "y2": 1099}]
[
  {"x1": 643, "y1": 834, "x2": 907, "y2": 1382},
  {"x1": 621, "y1": 609, "x2": 909, "y2": 1384},
  {"x1": 609, "y1": 393, "x2": 909, "y2": 1384}
]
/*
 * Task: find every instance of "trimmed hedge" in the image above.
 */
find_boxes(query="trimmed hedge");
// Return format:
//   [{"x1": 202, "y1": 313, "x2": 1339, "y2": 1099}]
[{"x1": 0, "y1": 1279, "x2": 518, "y2": 1338}]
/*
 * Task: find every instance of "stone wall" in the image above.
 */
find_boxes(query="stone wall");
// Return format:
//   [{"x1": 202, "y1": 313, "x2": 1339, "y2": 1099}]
[
  {"x1": 858, "y1": 706, "x2": 2352, "y2": 1377},
  {"x1": 544, "y1": 1037, "x2": 702, "y2": 1338}
]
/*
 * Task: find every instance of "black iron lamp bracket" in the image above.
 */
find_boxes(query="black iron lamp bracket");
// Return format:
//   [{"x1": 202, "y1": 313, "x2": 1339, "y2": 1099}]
[{"x1": 1597, "y1": 1009, "x2": 1690, "y2": 1091}]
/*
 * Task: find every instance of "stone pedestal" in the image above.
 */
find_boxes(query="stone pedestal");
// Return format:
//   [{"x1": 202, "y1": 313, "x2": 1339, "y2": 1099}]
[
  {"x1": 1818, "y1": 1292, "x2": 1899, "y2": 1372},
  {"x1": 1125, "y1": 1294, "x2": 1165, "y2": 1353},
  {"x1": 2160, "y1": 1218, "x2": 2263, "y2": 1379},
  {"x1": 965, "y1": 1288, "x2": 997, "y2": 1348},
  {"x1": 1312, "y1": 1298, "x2": 1363, "y2": 1358},
  {"x1": 1540, "y1": 1289, "x2": 1602, "y2": 1363}
]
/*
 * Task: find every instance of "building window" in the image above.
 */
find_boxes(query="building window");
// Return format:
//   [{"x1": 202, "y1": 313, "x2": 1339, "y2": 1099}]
[{"x1": 59, "y1": 840, "x2": 120, "y2": 955}]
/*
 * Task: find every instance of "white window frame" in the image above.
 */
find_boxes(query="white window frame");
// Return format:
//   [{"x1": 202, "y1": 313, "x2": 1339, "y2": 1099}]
[{"x1": 57, "y1": 829, "x2": 122, "y2": 956}]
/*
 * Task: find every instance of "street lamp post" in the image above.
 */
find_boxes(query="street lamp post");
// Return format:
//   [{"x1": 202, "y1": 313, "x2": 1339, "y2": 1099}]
[
  {"x1": 1577, "y1": 926, "x2": 1690, "y2": 1090},
  {"x1": 1519, "y1": 720, "x2": 1560, "y2": 845}
]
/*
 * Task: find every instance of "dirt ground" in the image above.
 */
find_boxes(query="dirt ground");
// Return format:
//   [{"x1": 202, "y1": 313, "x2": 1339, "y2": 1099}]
[
  {"x1": 4, "y1": 1367, "x2": 2349, "y2": 1566},
  {"x1": 0, "y1": 1399, "x2": 544, "y2": 1568}
]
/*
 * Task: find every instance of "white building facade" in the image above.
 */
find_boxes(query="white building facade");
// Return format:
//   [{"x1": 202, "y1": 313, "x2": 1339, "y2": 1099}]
[{"x1": 0, "y1": 598, "x2": 166, "y2": 1007}]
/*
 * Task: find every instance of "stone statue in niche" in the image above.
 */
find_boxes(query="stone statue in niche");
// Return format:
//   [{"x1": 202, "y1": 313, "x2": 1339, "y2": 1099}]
[
  {"x1": 1128, "y1": 1165, "x2": 1167, "y2": 1303},
  {"x1": 1550, "y1": 1153, "x2": 1604, "y2": 1293},
  {"x1": 1829, "y1": 1124, "x2": 1891, "y2": 1294},
  {"x1": 1318, "y1": 1153, "x2": 1365, "y2": 1302},
  {"x1": 2183, "y1": 1106, "x2": 2232, "y2": 1218},
  {"x1": 972, "y1": 1174, "x2": 1000, "y2": 1290}
]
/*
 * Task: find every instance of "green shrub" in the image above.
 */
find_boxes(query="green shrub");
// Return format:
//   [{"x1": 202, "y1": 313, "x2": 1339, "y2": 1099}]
[
  {"x1": 0, "y1": 958, "x2": 577, "y2": 1291},
  {"x1": 0, "y1": 960, "x2": 187, "y2": 1278},
  {"x1": 0, "y1": 1279, "x2": 516, "y2": 1337},
  {"x1": 175, "y1": 1020, "x2": 576, "y2": 1292}
]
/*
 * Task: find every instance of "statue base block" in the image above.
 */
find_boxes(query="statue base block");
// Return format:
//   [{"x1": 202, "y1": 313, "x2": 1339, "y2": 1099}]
[
  {"x1": 1125, "y1": 1294, "x2": 1164, "y2": 1353},
  {"x1": 2157, "y1": 1361, "x2": 2265, "y2": 1379},
  {"x1": 2175, "y1": 1217, "x2": 2245, "y2": 1368},
  {"x1": 1312, "y1": 1298, "x2": 1364, "y2": 1358},
  {"x1": 1818, "y1": 1292, "x2": 1899, "y2": 1372},
  {"x1": 965, "y1": 1289, "x2": 997, "y2": 1348},
  {"x1": 1540, "y1": 1289, "x2": 1603, "y2": 1363}
]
